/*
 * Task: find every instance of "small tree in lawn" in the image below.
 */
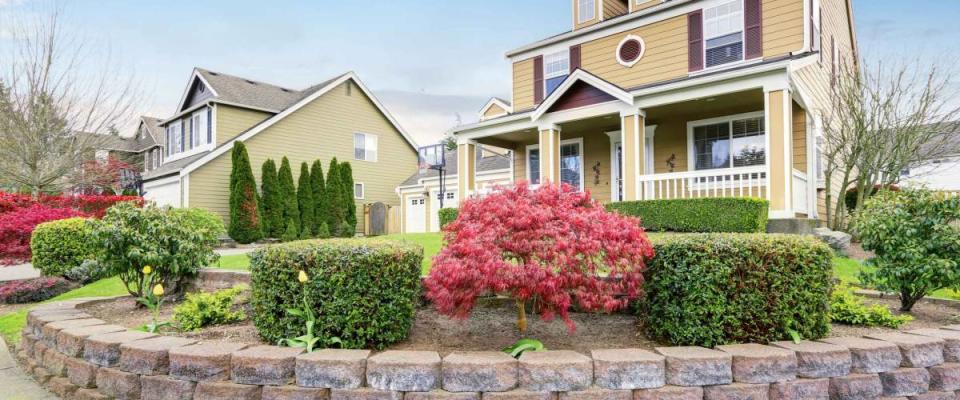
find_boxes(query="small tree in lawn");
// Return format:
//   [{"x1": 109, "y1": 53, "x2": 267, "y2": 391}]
[
  {"x1": 228, "y1": 142, "x2": 262, "y2": 243},
  {"x1": 310, "y1": 160, "x2": 328, "y2": 234},
  {"x1": 277, "y1": 157, "x2": 300, "y2": 233},
  {"x1": 260, "y1": 159, "x2": 283, "y2": 238},
  {"x1": 856, "y1": 189, "x2": 960, "y2": 311},
  {"x1": 339, "y1": 162, "x2": 357, "y2": 236},
  {"x1": 424, "y1": 182, "x2": 654, "y2": 333},
  {"x1": 325, "y1": 158, "x2": 345, "y2": 236},
  {"x1": 297, "y1": 162, "x2": 315, "y2": 236}
]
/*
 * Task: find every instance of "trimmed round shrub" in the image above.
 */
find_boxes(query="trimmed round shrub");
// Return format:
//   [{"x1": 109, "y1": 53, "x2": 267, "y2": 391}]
[
  {"x1": 438, "y1": 208, "x2": 458, "y2": 229},
  {"x1": 607, "y1": 197, "x2": 769, "y2": 233},
  {"x1": 30, "y1": 217, "x2": 99, "y2": 280},
  {"x1": 250, "y1": 238, "x2": 423, "y2": 349},
  {"x1": 639, "y1": 233, "x2": 833, "y2": 346},
  {"x1": 170, "y1": 208, "x2": 226, "y2": 242}
]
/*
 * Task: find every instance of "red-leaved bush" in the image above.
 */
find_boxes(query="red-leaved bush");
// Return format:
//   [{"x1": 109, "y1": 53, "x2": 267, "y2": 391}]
[
  {"x1": 0, "y1": 192, "x2": 142, "y2": 218},
  {"x1": 424, "y1": 182, "x2": 654, "y2": 332},
  {"x1": 0, "y1": 204, "x2": 88, "y2": 264},
  {"x1": 0, "y1": 277, "x2": 76, "y2": 304}
]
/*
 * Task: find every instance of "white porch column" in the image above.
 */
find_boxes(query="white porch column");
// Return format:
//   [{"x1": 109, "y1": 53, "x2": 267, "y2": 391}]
[
  {"x1": 456, "y1": 140, "x2": 476, "y2": 201},
  {"x1": 538, "y1": 124, "x2": 561, "y2": 184},
  {"x1": 620, "y1": 109, "x2": 646, "y2": 201},
  {"x1": 765, "y1": 88, "x2": 794, "y2": 218}
]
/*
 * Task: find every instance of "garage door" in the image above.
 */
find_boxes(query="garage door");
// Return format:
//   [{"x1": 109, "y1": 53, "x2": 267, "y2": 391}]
[
  {"x1": 405, "y1": 196, "x2": 426, "y2": 233},
  {"x1": 430, "y1": 190, "x2": 458, "y2": 232},
  {"x1": 143, "y1": 177, "x2": 181, "y2": 208}
]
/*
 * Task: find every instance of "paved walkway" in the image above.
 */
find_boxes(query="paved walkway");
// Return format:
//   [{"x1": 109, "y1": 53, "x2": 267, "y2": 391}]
[
  {"x1": 0, "y1": 264, "x2": 40, "y2": 282},
  {"x1": 0, "y1": 337, "x2": 56, "y2": 400}
]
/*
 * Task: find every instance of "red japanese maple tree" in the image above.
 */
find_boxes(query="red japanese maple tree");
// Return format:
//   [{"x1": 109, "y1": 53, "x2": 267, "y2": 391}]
[{"x1": 424, "y1": 182, "x2": 654, "y2": 333}]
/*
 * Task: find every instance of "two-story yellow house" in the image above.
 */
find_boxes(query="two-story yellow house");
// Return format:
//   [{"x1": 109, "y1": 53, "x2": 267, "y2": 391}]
[
  {"x1": 445, "y1": 0, "x2": 856, "y2": 229},
  {"x1": 141, "y1": 68, "x2": 419, "y2": 233}
]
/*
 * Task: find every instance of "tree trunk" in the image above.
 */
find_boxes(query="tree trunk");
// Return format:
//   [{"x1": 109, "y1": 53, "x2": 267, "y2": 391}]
[
  {"x1": 516, "y1": 299, "x2": 527, "y2": 334},
  {"x1": 899, "y1": 292, "x2": 918, "y2": 312}
]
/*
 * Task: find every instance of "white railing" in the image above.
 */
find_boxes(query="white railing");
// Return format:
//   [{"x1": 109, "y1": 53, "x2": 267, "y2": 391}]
[
  {"x1": 636, "y1": 166, "x2": 767, "y2": 201},
  {"x1": 793, "y1": 169, "x2": 809, "y2": 214}
]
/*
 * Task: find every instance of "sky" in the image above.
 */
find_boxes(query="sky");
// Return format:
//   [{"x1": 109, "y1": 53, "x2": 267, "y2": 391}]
[{"x1": 1, "y1": 0, "x2": 958, "y2": 146}]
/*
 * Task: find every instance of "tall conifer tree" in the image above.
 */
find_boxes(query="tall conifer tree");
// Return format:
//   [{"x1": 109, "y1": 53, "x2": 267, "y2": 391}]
[
  {"x1": 297, "y1": 162, "x2": 315, "y2": 237},
  {"x1": 260, "y1": 159, "x2": 282, "y2": 238},
  {"x1": 228, "y1": 142, "x2": 262, "y2": 243},
  {"x1": 277, "y1": 157, "x2": 300, "y2": 232}
]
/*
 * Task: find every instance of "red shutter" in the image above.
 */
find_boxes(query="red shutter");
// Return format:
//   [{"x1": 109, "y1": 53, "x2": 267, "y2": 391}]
[
  {"x1": 569, "y1": 45, "x2": 582, "y2": 72},
  {"x1": 533, "y1": 55, "x2": 544, "y2": 104},
  {"x1": 744, "y1": 0, "x2": 763, "y2": 59},
  {"x1": 687, "y1": 10, "x2": 704, "y2": 72}
]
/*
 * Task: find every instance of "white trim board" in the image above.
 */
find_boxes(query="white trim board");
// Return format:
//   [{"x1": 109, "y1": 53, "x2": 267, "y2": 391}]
[
  {"x1": 172, "y1": 69, "x2": 220, "y2": 115},
  {"x1": 479, "y1": 98, "x2": 513, "y2": 121},
  {"x1": 179, "y1": 72, "x2": 419, "y2": 177}
]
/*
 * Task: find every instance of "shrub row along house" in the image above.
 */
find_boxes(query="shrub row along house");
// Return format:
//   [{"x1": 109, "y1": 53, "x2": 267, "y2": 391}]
[
  {"x1": 399, "y1": 0, "x2": 857, "y2": 233},
  {"x1": 140, "y1": 68, "x2": 419, "y2": 233}
]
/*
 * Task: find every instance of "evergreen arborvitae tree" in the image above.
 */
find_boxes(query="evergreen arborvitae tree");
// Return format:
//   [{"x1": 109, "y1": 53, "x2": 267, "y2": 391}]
[
  {"x1": 325, "y1": 158, "x2": 345, "y2": 236},
  {"x1": 277, "y1": 157, "x2": 300, "y2": 233},
  {"x1": 228, "y1": 142, "x2": 262, "y2": 243},
  {"x1": 315, "y1": 222, "x2": 330, "y2": 239},
  {"x1": 281, "y1": 218, "x2": 298, "y2": 242},
  {"x1": 260, "y1": 159, "x2": 283, "y2": 238},
  {"x1": 339, "y1": 161, "x2": 357, "y2": 236},
  {"x1": 310, "y1": 160, "x2": 327, "y2": 234},
  {"x1": 297, "y1": 162, "x2": 315, "y2": 235}
]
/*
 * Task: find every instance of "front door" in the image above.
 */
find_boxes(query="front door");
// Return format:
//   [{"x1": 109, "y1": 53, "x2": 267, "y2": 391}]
[{"x1": 614, "y1": 142, "x2": 623, "y2": 202}]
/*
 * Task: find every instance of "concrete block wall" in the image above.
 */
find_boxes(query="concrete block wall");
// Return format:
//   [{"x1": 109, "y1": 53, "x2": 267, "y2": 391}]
[{"x1": 16, "y1": 297, "x2": 960, "y2": 399}]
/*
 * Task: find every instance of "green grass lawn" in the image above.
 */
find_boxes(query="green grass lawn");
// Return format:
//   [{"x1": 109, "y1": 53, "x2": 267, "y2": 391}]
[
  {"x1": 215, "y1": 253, "x2": 252, "y2": 270},
  {"x1": 0, "y1": 277, "x2": 128, "y2": 345},
  {"x1": 380, "y1": 233, "x2": 443, "y2": 276}
]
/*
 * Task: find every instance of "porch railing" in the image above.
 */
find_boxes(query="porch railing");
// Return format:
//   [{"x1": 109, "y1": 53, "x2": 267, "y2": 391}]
[
  {"x1": 793, "y1": 170, "x2": 809, "y2": 214},
  {"x1": 636, "y1": 166, "x2": 767, "y2": 201}
]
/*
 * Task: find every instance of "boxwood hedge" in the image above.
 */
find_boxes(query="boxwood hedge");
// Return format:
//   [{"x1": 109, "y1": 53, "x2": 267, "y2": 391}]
[
  {"x1": 30, "y1": 217, "x2": 98, "y2": 280},
  {"x1": 639, "y1": 233, "x2": 832, "y2": 346},
  {"x1": 438, "y1": 208, "x2": 459, "y2": 229},
  {"x1": 606, "y1": 197, "x2": 768, "y2": 232},
  {"x1": 250, "y1": 238, "x2": 423, "y2": 349}
]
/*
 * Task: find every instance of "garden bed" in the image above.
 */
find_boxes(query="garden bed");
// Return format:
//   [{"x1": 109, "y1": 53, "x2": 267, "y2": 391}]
[{"x1": 78, "y1": 290, "x2": 960, "y2": 355}]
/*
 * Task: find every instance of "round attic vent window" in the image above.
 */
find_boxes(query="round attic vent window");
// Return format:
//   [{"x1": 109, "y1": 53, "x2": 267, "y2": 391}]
[{"x1": 616, "y1": 35, "x2": 646, "y2": 68}]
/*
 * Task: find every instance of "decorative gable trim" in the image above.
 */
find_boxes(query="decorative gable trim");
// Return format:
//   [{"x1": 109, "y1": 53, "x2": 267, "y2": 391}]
[
  {"x1": 530, "y1": 69, "x2": 634, "y2": 122},
  {"x1": 178, "y1": 72, "x2": 418, "y2": 177},
  {"x1": 173, "y1": 69, "x2": 219, "y2": 113},
  {"x1": 479, "y1": 98, "x2": 513, "y2": 121}
]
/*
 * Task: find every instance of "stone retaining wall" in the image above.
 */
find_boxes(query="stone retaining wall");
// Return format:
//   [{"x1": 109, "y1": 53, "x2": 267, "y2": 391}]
[{"x1": 16, "y1": 297, "x2": 960, "y2": 400}]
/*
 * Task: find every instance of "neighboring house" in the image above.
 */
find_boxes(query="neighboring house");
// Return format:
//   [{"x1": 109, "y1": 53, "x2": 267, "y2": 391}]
[
  {"x1": 900, "y1": 123, "x2": 960, "y2": 194},
  {"x1": 397, "y1": 146, "x2": 512, "y2": 233},
  {"x1": 141, "y1": 68, "x2": 419, "y2": 233},
  {"x1": 444, "y1": 0, "x2": 857, "y2": 228},
  {"x1": 78, "y1": 116, "x2": 164, "y2": 193}
]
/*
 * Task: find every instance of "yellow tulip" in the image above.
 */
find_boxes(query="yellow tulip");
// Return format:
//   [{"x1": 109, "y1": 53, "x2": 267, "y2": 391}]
[
  {"x1": 142, "y1": 265, "x2": 152, "y2": 275},
  {"x1": 152, "y1": 284, "x2": 164, "y2": 297},
  {"x1": 298, "y1": 270, "x2": 308, "y2": 283}
]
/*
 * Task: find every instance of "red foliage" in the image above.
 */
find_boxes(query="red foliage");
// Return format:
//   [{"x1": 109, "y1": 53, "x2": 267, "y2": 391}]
[
  {"x1": 0, "y1": 204, "x2": 87, "y2": 264},
  {"x1": 424, "y1": 182, "x2": 655, "y2": 332},
  {"x1": 0, "y1": 191, "x2": 143, "y2": 264},
  {"x1": 0, "y1": 277, "x2": 75, "y2": 304}
]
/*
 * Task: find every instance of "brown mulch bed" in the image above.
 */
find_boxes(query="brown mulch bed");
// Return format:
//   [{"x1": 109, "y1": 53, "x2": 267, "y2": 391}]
[{"x1": 79, "y1": 290, "x2": 960, "y2": 355}]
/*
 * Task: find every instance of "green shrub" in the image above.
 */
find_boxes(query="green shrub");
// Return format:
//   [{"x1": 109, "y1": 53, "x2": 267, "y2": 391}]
[
  {"x1": 169, "y1": 208, "x2": 226, "y2": 241},
  {"x1": 310, "y1": 160, "x2": 328, "y2": 235},
  {"x1": 30, "y1": 217, "x2": 98, "y2": 280},
  {"x1": 92, "y1": 202, "x2": 220, "y2": 299},
  {"x1": 174, "y1": 285, "x2": 248, "y2": 331},
  {"x1": 281, "y1": 218, "x2": 299, "y2": 242},
  {"x1": 639, "y1": 233, "x2": 832, "y2": 347},
  {"x1": 278, "y1": 157, "x2": 300, "y2": 233},
  {"x1": 856, "y1": 189, "x2": 960, "y2": 311},
  {"x1": 340, "y1": 162, "x2": 357, "y2": 233},
  {"x1": 297, "y1": 162, "x2": 316, "y2": 235},
  {"x1": 607, "y1": 198, "x2": 768, "y2": 233},
  {"x1": 261, "y1": 159, "x2": 283, "y2": 238},
  {"x1": 250, "y1": 238, "x2": 423, "y2": 349},
  {"x1": 228, "y1": 142, "x2": 263, "y2": 243},
  {"x1": 830, "y1": 284, "x2": 911, "y2": 328},
  {"x1": 324, "y1": 158, "x2": 346, "y2": 237},
  {"x1": 438, "y1": 208, "x2": 459, "y2": 229}
]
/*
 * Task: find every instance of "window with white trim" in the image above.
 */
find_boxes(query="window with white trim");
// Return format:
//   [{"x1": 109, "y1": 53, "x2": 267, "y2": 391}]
[
  {"x1": 526, "y1": 145, "x2": 541, "y2": 185},
  {"x1": 354, "y1": 183, "x2": 364, "y2": 199},
  {"x1": 168, "y1": 120, "x2": 182, "y2": 155},
  {"x1": 190, "y1": 113, "x2": 201, "y2": 149},
  {"x1": 559, "y1": 141, "x2": 583, "y2": 190},
  {"x1": 578, "y1": 0, "x2": 596, "y2": 24},
  {"x1": 354, "y1": 133, "x2": 378, "y2": 162},
  {"x1": 692, "y1": 114, "x2": 765, "y2": 171},
  {"x1": 814, "y1": 113, "x2": 826, "y2": 187},
  {"x1": 190, "y1": 109, "x2": 208, "y2": 148},
  {"x1": 703, "y1": 0, "x2": 744, "y2": 68},
  {"x1": 543, "y1": 51, "x2": 570, "y2": 98},
  {"x1": 153, "y1": 149, "x2": 161, "y2": 169}
]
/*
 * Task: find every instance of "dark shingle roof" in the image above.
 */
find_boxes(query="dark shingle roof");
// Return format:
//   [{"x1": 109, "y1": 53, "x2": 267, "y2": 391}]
[
  {"x1": 197, "y1": 68, "x2": 318, "y2": 112},
  {"x1": 400, "y1": 148, "x2": 511, "y2": 187},
  {"x1": 142, "y1": 152, "x2": 208, "y2": 180}
]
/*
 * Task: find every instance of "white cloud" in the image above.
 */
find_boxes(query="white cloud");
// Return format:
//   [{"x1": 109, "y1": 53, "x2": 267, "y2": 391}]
[{"x1": 376, "y1": 90, "x2": 489, "y2": 147}]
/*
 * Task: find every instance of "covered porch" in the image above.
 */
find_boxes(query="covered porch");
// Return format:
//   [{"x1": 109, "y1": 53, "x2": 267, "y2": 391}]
[{"x1": 453, "y1": 69, "x2": 818, "y2": 220}]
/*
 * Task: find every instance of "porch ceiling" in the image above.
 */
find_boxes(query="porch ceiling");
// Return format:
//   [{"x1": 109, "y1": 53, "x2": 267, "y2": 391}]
[{"x1": 645, "y1": 89, "x2": 763, "y2": 124}]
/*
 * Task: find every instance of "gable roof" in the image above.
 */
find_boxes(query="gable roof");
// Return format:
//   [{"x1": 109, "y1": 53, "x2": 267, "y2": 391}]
[
  {"x1": 530, "y1": 69, "x2": 633, "y2": 121},
  {"x1": 170, "y1": 72, "x2": 418, "y2": 179},
  {"x1": 399, "y1": 147, "x2": 511, "y2": 187},
  {"x1": 479, "y1": 97, "x2": 513, "y2": 120}
]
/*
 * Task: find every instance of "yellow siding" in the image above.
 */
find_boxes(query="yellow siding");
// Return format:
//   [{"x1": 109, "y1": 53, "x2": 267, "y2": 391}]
[
  {"x1": 631, "y1": 0, "x2": 660, "y2": 12},
  {"x1": 792, "y1": 102, "x2": 807, "y2": 172},
  {"x1": 573, "y1": 0, "x2": 602, "y2": 30},
  {"x1": 580, "y1": 15, "x2": 689, "y2": 90},
  {"x1": 604, "y1": 0, "x2": 628, "y2": 19},
  {"x1": 188, "y1": 81, "x2": 418, "y2": 231},
  {"x1": 215, "y1": 105, "x2": 272, "y2": 146},
  {"x1": 482, "y1": 103, "x2": 508, "y2": 119},
  {"x1": 512, "y1": 59, "x2": 536, "y2": 112},
  {"x1": 762, "y1": 0, "x2": 806, "y2": 58}
]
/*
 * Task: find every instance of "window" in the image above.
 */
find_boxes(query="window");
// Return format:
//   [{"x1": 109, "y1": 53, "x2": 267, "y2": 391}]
[
  {"x1": 527, "y1": 146, "x2": 541, "y2": 184},
  {"x1": 560, "y1": 141, "x2": 583, "y2": 190},
  {"x1": 811, "y1": 0, "x2": 821, "y2": 52},
  {"x1": 168, "y1": 120, "x2": 182, "y2": 155},
  {"x1": 354, "y1": 133, "x2": 378, "y2": 162},
  {"x1": 578, "y1": 0, "x2": 596, "y2": 23},
  {"x1": 446, "y1": 192, "x2": 455, "y2": 200},
  {"x1": 703, "y1": 0, "x2": 744, "y2": 68},
  {"x1": 190, "y1": 113, "x2": 200, "y2": 149},
  {"x1": 543, "y1": 51, "x2": 569, "y2": 97},
  {"x1": 153, "y1": 149, "x2": 161, "y2": 169},
  {"x1": 190, "y1": 110, "x2": 208, "y2": 148},
  {"x1": 354, "y1": 183, "x2": 364, "y2": 199},
  {"x1": 692, "y1": 114, "x2": 765, "y2": 171}
]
